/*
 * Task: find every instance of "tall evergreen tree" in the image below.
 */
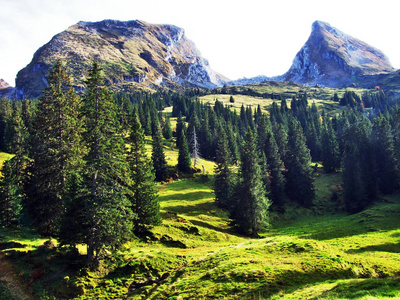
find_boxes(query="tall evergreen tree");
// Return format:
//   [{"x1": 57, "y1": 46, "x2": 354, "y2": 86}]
[
  {"x1": 264, "y1": 129, "x2": 287, "y2": 208},
  {"x1": 0, "y1": 159, "x2": 22, "y2": 227},
  {"x1": 152, "y1": 123, "x2": 168, "y2": 181},
  {"x1": 342, "y1": 131, "x2": 367, "y2": 213},
  {"x1": 128, "y1": 111, "x2": 160, "y2": 232},
  {"x1": 371, "y1": 116, "x2": 398, "y2": 194},
  {"x1": 25, "y1": 60, "x2": 84, "y2": 237},
  {"x1": 177, "y1": 130, "x2": 191, "y2": 173},
  {"x1": 162, "y1": 116, "x2": 173, "y2": 140},
  {"x1": 285, "y1": 118, "x2": 315, "y2": 207},
  {"x1": 233, "y1": 129, "x2": 271, "y2": 236},
  {"x1": 175, "y1": 113, "x2": 185, "y2": 149},
  {"x1": 342, "y1": 120, "x2": 375, "y2": 213},
  {"x1": 214, "y1": 131, "x2": 235, "y2": 209},
  {"x1": 80, "y1": 62, "x2": 134, "y2": 261},
  {"x1": 0, "y1": 98, "x2": 12, "y2": 152},
  {"x1": 321, "y1": 117, "x2": 340, "y2": 173}
]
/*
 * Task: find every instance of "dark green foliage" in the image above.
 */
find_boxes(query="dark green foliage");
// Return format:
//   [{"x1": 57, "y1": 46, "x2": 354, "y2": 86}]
[
  {"x1": 128, "y1": 111, "x2": 160, "y2": 231},
  {"x1": 25, "y1": 60, "x2": 84, "y2": 237},
  {"x1": 152, "y1": 122, "x2": 168, "y2": 182},
  {"x1": 264, "y1": 129, "x2": 287, "y2": 208},
  {"x1": 58, "y1": 172, "x2": 87, "y2": 247},
  {"x1": 233, "y1": 129, "x2": 271, "y2": 236},
  {"x1": 229, "y1": 95, "x2": 235, "y2": 103},
  {"x1": 342, "y1": 132, "x2": 367, "y2": 213},
  {"x1": 321, "y1": 117, "x2": 340, "y2": 173},
  {"x1": 273, "y1": 123, "x2": 288, "y2": 163},
  {"x1": 285, "y1": 118, "x2": 315, "y2": 207},
  {"x1": 175, "y1": 113, "x2": 185, "y2": 149},
  {"x1": 214, "y1": 131, "x2": 235, "y2": 209},
  {"x1": 162, "y1": 116, "x2": 173, "y2": 140},
  {"x1": 0, "y1": 159, "x2": 22, "y2": 227},
  {"x1": 371, "y1": 116, "x2": 398, "y2": 194},
  {"x1": 177, "y1": 130, "x2": 191, "y2": 173},
  {"x1": 80, "y1": 61, "x2": 133, "y2": 260},
  {"x1": 226, "y1": 123, "x2": 240, "y2": 164},
  {"x1": 0, "y1": 98, "x2": 12, "y2": 152},
  {"x1": 342, "y1": 119, "x2": 375, "y2": 213}
]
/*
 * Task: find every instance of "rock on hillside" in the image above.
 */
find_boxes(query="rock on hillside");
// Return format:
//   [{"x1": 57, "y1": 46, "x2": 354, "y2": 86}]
[
  {"x1": 279, "y1": 21, "x2": 395, "y2": 87},
  {"x1": 13, "y1": 19, "x2": 226, "y2": 99}
]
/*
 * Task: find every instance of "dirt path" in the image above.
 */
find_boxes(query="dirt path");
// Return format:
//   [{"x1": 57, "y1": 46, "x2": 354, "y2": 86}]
[{"x1": 0, "y1": 252, "x2": 32, "y2": 300}]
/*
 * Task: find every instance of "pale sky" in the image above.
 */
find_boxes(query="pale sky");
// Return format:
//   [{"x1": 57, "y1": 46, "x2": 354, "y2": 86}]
[{"x1": 1, "y1": 0, "x2": 399, "y2": 86}]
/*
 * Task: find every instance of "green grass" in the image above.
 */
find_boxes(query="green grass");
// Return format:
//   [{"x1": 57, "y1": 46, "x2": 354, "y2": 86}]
[{"x1": 200, "y1": 83, "x2": 371, "y2": 117}]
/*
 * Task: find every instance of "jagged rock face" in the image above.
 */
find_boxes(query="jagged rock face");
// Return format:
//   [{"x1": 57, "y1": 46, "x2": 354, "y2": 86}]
[
  {"x1": 280, "y1": 21, "x2": 394, "y2": 87},
  {"x1": 13, "y1": 20, "x2": 226, "y2": 99}
]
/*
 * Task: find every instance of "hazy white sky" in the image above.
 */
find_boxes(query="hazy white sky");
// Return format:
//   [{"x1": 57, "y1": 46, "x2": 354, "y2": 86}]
[{"x1": 1, "y1": 0, "x2": 399, "y2": 85}]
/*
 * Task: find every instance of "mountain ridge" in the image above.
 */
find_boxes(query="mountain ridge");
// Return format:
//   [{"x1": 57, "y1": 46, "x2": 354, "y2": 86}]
[
  {"x1": 280, "y1": 20, "x2": 394, "y2": 87},
  {"x1": 229, "y1": 21, "x2": 397, "y2": 89},
  {"x1": 12, "y1": 19, "x2": 226, "y2": 99}
]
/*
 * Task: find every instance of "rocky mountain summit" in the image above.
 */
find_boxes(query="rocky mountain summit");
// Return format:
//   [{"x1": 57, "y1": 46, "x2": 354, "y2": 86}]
[
  {"x1": 279, "y1": 21, "x2": 395, "y2": 87},
  {"x1": 13, "y1": 19, "x2": 226, "y2": 99}
]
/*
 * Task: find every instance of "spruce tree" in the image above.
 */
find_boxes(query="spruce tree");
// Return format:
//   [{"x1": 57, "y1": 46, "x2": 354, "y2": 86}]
[
  {"x1": 264, "y1": 129, "x2": 287, "y2": 208},
  {"x1": 162, "y1": 116, "x2": 173, "y2": 140},
  {"x1": 214, "y1": 131, "x2": 234, "y2": 209},
  {"x1": 342, "y1": 120, "x2": 375, "y2": 212},
  {"x1": 175, "y1": 113, "x2": 185, "y2": 149},
  {"x1": 128, "y1": 110, "x2": 160, "y2": 232},
  {"x1": 80, "y1": 61, "x2": 134, "y2": 261},
  {"x1": 285, "y1": 118, "x2": 315, "y2": 207},
  {"x1": 233, "y1": 129, "x2": 271, "y2": 236},
  {"x1": 0, "y1": 159, "x2": 22, "y2": 227},
  {"x1": 25, "y1": 60, "x2": 83, "y2": 237},
  {"x1": 0, "y1": 98, "x2": 12, "y2": 152},
  {"x1": 371, "y1": 116, "x2": 398, "y2": 194},
  {"x1": 321, "y1": 117, "x2": 340, "y2": 173},
  {"x1": 177, "y1": 130, "x2": 191, "y2": 173},
  {"x1": 152, "y1": 123, "x2": 168, "y2": 181},
  {"x1": 342, "y1": 132, "x2": 367, "y2": 213},
  {"x1": 9, "y1": 103, "x2": 29, "y2": 189}
]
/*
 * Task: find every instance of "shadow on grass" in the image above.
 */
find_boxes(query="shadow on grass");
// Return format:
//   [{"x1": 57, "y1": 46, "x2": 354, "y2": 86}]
[
  {"x1": 162, "y1": 201, "x2": 217, "y2": 216},
  {"x1": 245, "y1": 273, "x2": 400, "y2": 300},
  {"x1": 189, "y1": 219, "x2": 233, "y2": 235},
  {"x1": 307, "y1": 278, "x2": 400, "y2": 299},
  {"x1": 346, "y1": 242, "x2": 400, "y2": 254},
  {"x1": 159, "y1": 191, "x2": 213, "y2": 203}
]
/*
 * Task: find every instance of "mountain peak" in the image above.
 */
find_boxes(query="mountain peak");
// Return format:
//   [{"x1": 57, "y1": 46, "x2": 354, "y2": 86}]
[
  {"x1": 13, "y1": 19, "x2": 225, "y2": 99},
  {"x1": 281, "y1": 20, "x2": 394, "y2": 87}
]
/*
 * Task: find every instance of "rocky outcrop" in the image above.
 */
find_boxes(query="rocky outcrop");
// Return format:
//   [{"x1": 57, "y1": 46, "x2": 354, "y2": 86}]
[
  {"x1": 13, "y1": 20, "x2": 226, "y2": 99},
  {"x1": 279, "y1": 21, "x2": 394, "y2": 87}
]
